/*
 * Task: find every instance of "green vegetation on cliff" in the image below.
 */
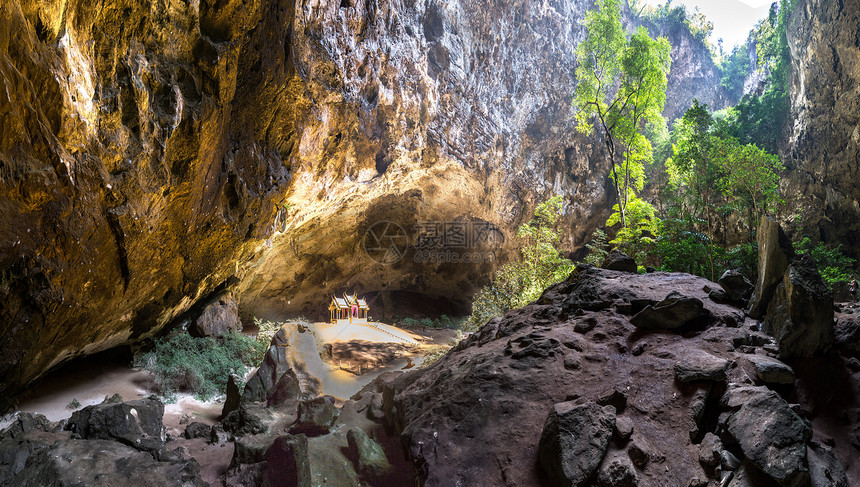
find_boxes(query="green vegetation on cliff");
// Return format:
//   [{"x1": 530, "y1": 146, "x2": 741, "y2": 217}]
[{"x1": 465, "y1": 196, "x2": 574, "y2": 331}]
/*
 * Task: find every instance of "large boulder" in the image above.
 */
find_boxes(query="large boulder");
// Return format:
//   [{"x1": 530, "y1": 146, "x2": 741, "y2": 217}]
[
  {"x1": 6, "y1": 439, "x2": 205, "y2": 487},
  {"x1": 630, "y1": 291, "x2": 704, "y2": 330},
  {"x1": 721, "y1": 385, "x2": 811, "y2": 487},
  {"x1": 222, "y1": 404, "x2": 275, "y2": 437},
  {"x1": 807, "y1": 441, "x2": 849, "y2": 487},
  {"x1": 596, "y1": 450, "x2": 637, "y2": 487},
  {"x1": 289, "y1": 396, "x2": 339, "y2": 437},
  {"x1": 242, "y1": 327, "x2": 293, "y2": 403},
  {"x1": 346, "y1": 428, "x2": 392, "y2": 482},
  {"x1": 601, "y1": 250, "x2": 638, "y2": 273},
  {"x1": 262, "y1": 435, "x2": 311, "y2": 487},
  {"x1": 718, "y1": 269, "x2": 754, "y2": 303},
  {"x1": 674, "y1": 351, "x2": 729, "y2": 383},
  {"x1": 537, "y1": 401, "x2": 616, "y2": 487},
  {"x1": 747, "y1": 354, "x2": 795, "y2": 385},
  {"x1": 190, "y1": 293, "x2": 241, "y2": 337},
  {"x1": 222, "y1": 374, "x2": 242, "y2": 417},
  {"x1": 764, "y1": 254, "x2": 834, "y2": 359},
  {"x1": 748, "y1": 216, "x2": 794, "y2": 319},
  {"x1": 65, "y1": 397, "x2": 166, "y2": 452},
  {"x1": 834, "y1": 314, "x2": 860, "y2": 354}
]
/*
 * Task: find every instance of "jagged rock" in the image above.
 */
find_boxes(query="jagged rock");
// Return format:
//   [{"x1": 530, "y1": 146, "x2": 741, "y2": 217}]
[
  {"x1": 596, "y1": 450, "x2": 637, "y2": 487},
  {"x1": 698, "y1": 433, "x2": 722, "y2": 469},
  {"x1": 6, "y1": 439, "x2": 205, "y2": 487},
  {"x1": 596, "y1": 388, "x2": 627, "y2": 413},
  {"x1": 601, "y1": 250, "x2": 638, "y2": 273},
  {"x1": 229, "y1": 434, "x2": 275, "y2": 469},
  {"x1": 346, "y1": 428, "x2": 391, "y2": 482},
  {"x1": 0, "y1": 413, "x2": 60, "y2": 484},
  {"x1": 537, "y1": 401, "x2": 615, "y2": 487},
  {"x1": 243, "y1": 327, "x2": 299, "y2": 404},
  {"x1": 807, "y1": 441, "x2": 849, "y2": 487},
  {"x1": 183, "y1": 422, "x2": 210, "y2": 440},
  {"x1": 224, "y1": 463, "x2": 266, "y2": 487},
  {"x1": 719, "y1": 270, "x2": 754, "y2": 304},
  {"x1": 614, "y1": 416, "x2": 634, "y2": 443},
  {"x1": 267, "y1": 369, "x2": 302, "y2": 408},
  {"x1": 747, "y1": 354, "x2": 795, "y2": 385},
  {"x1": 191, "y1": 293, "x2": 241, "y2": 337},
  {"x1": 210, "y1": 423, "x2": 231, "y2": 444},
  {"x1": 262, "y1": 435, "x2": 311, "y2": 487},
  {"x1": 627, "y1": 437, "x2": 652, "y2": 470},
  {"x1": 674, "y1": 351, "x2": 729, "y2": 383},
  {"x1": 834, "y1": 314, "x2": 860, "y2": 354},
  {"x1": 573, "y1": 316, "x2": 598, "y2": 333},
  {"x1": 748, "y1": 216, "x2": 795, "y2": 319},
  {"x1": 630, "y1": 292, "x2": 704, "y2": 330},
  {"x1": 65, "y1": 397, "x2": 165, "y2": 453},
  {"x1": 222, "y1": 404, "x2": 275, "y2": 437},
  {"x1": 0, "y1": 413, "x2": 55, "y2": 441},
  {"x1": 289, "y1": 396, "x2": 339, "y2": 437},
  {"x1": 689, "y1": 385, "x2": 711, "y2": 440},
  {"x1": 222, "y1": 374, "x2": 242, "y2": 418},
  {"x1": 764, "y1": 254, "x2": 834, "y2": 359},
  {"x1": 721, "y1": 385, "x2": 811, "y2": 487}
]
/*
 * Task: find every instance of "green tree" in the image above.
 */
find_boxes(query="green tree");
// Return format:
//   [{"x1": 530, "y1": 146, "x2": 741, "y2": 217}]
[
  {"x1": 664, "y1": 101, "x2": 783, "y2": 279},
  {"x1": 573, "y1": 0, "x2": 671, "y2": 229},
  {"x1": 465, "y1": 196, "x2": 574, "y2": 331}
]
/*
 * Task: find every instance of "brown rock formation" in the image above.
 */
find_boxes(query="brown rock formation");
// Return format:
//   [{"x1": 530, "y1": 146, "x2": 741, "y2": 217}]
[{"x1": 784, "y1": 0, "x2": 860, "y2": 254}]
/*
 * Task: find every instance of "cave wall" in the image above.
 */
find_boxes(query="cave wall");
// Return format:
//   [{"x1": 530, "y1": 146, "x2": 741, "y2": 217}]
[
  {"x1": 0, "y1": 0, "x2": 293, "y2": 409},
  {"x1": 783, "y1": 0, "x2": 860, "y2": 256}
]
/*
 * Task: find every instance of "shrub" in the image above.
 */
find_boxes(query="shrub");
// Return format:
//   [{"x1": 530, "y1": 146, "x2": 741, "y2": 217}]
[
  {"x1": 465, "y1": 196, "x2": 575, "y2": 331},
  {"x1": 795, "y1": 237, "x2": 856, "y2": 292},
  {"x1": 66, "y1": 398, "x2": 81, "y2": 410},
  {"x1": 142, "y1": 331, "x2": 264, "y2": 402},
  {"x1": 401, "y1": 317, "x2": 419, "y2": 327}
]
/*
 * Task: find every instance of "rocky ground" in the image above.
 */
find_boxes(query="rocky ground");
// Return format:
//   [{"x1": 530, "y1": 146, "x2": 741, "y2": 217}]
[{"x1": 3, "y1": 225, "x2": 859, "y2": 486}]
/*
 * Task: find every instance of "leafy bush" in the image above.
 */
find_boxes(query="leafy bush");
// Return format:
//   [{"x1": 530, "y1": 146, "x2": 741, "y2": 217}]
[
  {"x1": 400, "y1": 317, "x2": 420, "y2": 327},
  {"x1": 584, "y1": 229, "x2": 610, "y2": 266},
  {"x1": 142, "y1": 331, "x2": 264, "y2": 402},
  {"x1": 795, "y1": 237, "x2": 856, "y2": 292},
  {"x1": 465, "y1": 196, "x2": 575, "y2": 331},
  {"x1": 66, "y1": 398, "x2": 81, "y2": 410}
]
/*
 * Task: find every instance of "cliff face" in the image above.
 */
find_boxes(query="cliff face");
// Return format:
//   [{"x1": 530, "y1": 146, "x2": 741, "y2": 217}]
[
  {"x1": 0, "y1": 0, "x2": 292, "y2": 408},
  {"x1": 0, "y1": 0, "x2": 736, "y2": 406},
  {"x1": 784, "y1": 0, "x2": 860, "y2": 253}
]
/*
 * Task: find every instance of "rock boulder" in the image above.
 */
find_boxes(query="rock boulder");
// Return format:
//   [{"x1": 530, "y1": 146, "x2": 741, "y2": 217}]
[
  {"x1": 764, "y1": 254, "x2": 834, "y2": 359},
  {"x1": 537, "y1": 401, "x2": 616, "y2": 487},
  {"x1": 748, "y1": 216, "x2": 795, "y2": 319},
  {"x1": 721, "y1": 385, "x2": 811, "y2": 487}
]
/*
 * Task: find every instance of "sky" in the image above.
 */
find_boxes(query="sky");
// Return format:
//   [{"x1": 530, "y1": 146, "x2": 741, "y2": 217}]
[{"x1": 640, "y1": 0, "x2": 773, "y2": 50}]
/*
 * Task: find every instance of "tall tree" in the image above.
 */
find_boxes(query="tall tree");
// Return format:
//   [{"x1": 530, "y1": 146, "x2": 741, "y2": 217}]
[{"x1": 573, "y1": 0, "x2": 671, "y2": 229}]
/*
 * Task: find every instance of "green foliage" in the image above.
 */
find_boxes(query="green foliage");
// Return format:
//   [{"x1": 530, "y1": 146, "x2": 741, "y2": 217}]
[
  {"x1": 658, "y1": 101, "x2": 783, "y2": 280},
  {"x1": 142, "y1": 331, "x2": 264, "y2": 402},
  {"x1": 574, "y1": 0, "x2": 670, "y2": 234},
  {"x1": 584, "y1": 228, "x2": 610, "y2": 266},
  {"x1": 795, "y1": 237, "x2": 857, "y2": 291},
  {"x1": 66, "y1": 398, "x2": 81, "y2": 410},
  {"x1": 638, "y1": 2, "x2": 713, "y2": 45},
  {"x1": 401, "y1": 317, "x2": 419, "y2": 327},
  {"x1": 719, "y1": 44, "x2": 751, "y2": 98},
  {"x1": 606, "y1": 191, "x2": 660, "y2": 264},
  {"x1": 466, "y1": 196, "x2": 574, "y2": 331},
  {"x1": 716, "y1": 0, "x2": 793, "y2": 153}
]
